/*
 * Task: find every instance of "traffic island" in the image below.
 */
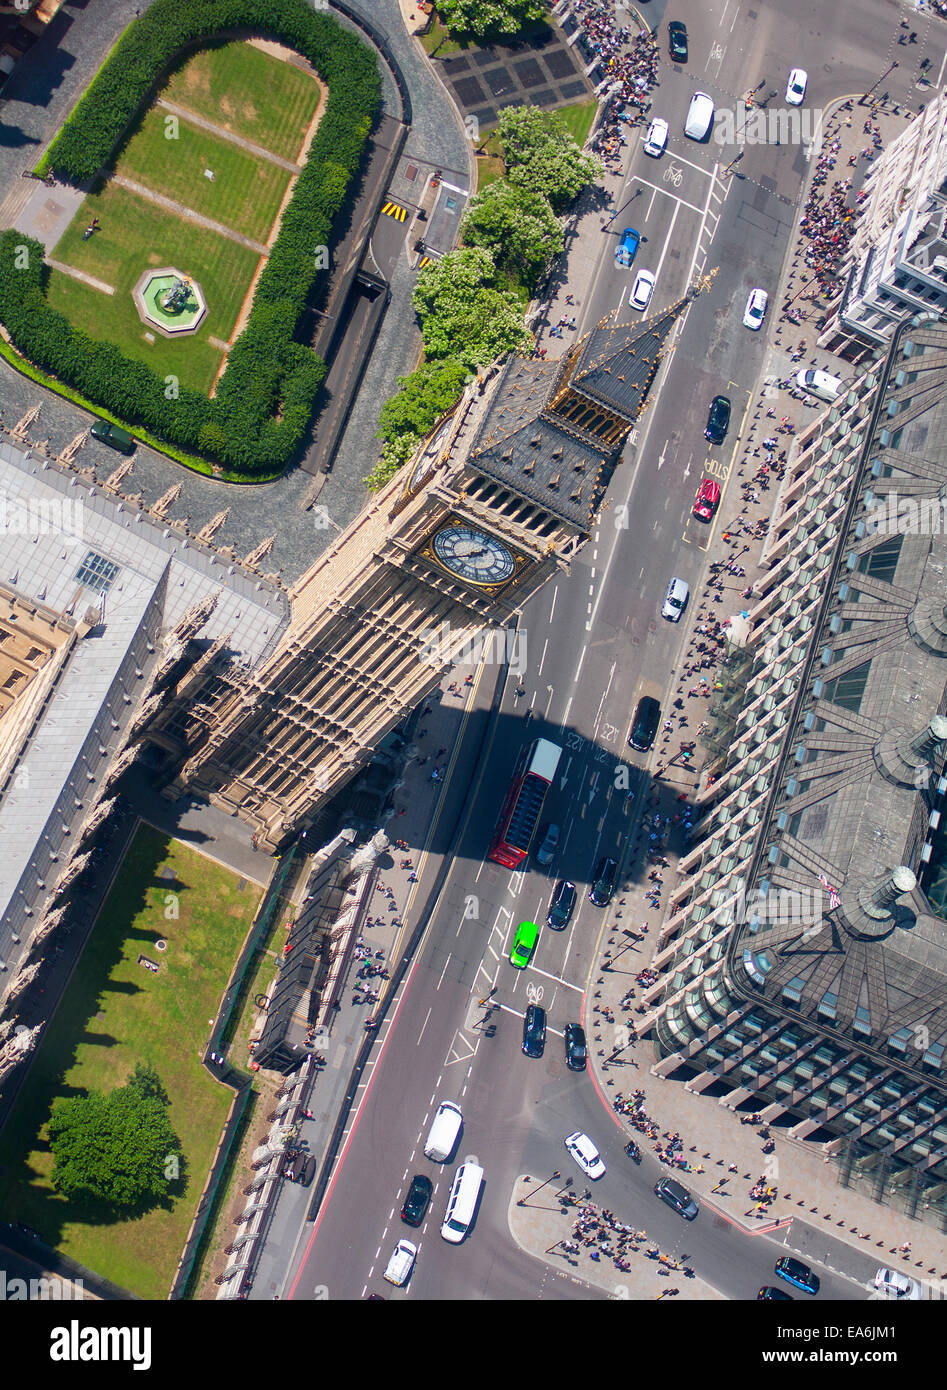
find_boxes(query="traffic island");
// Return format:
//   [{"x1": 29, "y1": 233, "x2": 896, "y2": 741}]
[{"x1": 507, "y1": 1174, "x2": 723, "y2": 1301}]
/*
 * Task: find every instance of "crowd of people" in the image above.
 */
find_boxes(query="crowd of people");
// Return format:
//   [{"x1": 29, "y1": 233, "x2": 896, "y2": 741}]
[
  {"x1": 612, "y1": 1090, "x2": 706, "y2": 1179},
  {"x1": 561, "y1": 1196, "x2": 696, "y2": 1284},
  {"x1": 798, "y1": 142, "x2": 857, "y2": 302}
]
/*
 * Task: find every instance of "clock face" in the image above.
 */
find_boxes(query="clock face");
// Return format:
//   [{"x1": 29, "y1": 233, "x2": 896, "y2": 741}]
[{"x1": 431, "y1": 525, "x2": 516, "y2": 585}]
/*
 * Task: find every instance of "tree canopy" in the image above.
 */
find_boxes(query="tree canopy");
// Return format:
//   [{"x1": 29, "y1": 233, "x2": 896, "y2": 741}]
[
  {"x1": 438, "y1": 0, "x2": 547, "y2": 40},
  {"x1": 411, "y1": 246, "x2": 532, "y2": 370},
  {"x1": 496, "y1": 105, "x2": 602, "y2": 214},
  {"x1": 376, "y1": 359, "x2": 470, "y2": 444},
  {"x1": 461, "y1": 180, "x2": 563, "y2": 290},
  {"x1": 47, "y1": 1064, "x2": 182, "y2": 1209}
]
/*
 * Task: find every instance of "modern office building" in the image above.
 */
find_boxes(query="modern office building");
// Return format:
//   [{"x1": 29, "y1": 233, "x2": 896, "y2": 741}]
[
  {"x1": 819, "y1": 92, "x2": 947, "y2": 360},
  {"x1": 642, "y1": 312, "x2": 947, "y2": 1229}
]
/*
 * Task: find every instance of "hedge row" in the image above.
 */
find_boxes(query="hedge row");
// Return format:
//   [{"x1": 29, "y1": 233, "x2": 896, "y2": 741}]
[{"x1": 8, "y1": 0, "x2": 379, "y2": 477}]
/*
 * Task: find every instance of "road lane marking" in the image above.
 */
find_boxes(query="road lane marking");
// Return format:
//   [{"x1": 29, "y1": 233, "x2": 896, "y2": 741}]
[{"x1": 526, "y1": 963, "x2": 584, "y2": 991}]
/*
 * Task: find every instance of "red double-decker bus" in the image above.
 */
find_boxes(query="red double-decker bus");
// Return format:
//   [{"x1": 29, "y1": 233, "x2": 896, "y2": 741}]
[{"x1": 487, "y1": 737, "x2": 562, "y2": 869}]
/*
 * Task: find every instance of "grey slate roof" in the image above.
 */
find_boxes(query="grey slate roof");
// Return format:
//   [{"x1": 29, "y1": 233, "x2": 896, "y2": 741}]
[{"x1": 469, "y1": 298, "x2": 688, "y2": 532}]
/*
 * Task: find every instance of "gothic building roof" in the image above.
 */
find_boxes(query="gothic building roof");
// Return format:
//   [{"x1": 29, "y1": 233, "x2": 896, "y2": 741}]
[
  {"x1": 567, "y1": 297, "x2": 686, "y2": 418},
  {"x1": 468, "y1": 291, "x2": 695, "y2": 533}
]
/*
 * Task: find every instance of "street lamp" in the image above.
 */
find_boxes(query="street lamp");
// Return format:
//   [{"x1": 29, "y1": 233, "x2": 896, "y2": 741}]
[
  {"x1": 862, "y1": 60, "x2": 899, "y2": 106},
  {"x1": 517, "y1": 1171, "x2": 562, "y2": 1206},
  {"x1": 604, "y1": 186, "x2": 642, "y2": 229}
]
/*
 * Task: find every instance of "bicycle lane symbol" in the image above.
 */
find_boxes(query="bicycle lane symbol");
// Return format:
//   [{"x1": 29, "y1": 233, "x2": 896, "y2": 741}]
[{"x1": 664, "y1": 163, "x2": 684, "y2": 188}]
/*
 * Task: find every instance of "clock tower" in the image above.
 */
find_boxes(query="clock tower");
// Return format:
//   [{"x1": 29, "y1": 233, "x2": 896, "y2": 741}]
[{"x1": 160, "y1": 284, "x2": 706, "y2": 847}]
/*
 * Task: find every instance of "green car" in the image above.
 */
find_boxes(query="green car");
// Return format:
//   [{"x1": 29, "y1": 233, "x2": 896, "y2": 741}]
[{"x1": 510, "y1": 920, "x2": 539, "y2": 969}]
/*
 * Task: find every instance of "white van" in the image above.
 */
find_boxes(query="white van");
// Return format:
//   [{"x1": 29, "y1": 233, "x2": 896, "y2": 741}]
[
  {"x1": 424, "y1": 1099, "x2": 463, "y2": 1162},
  {"x1": 440, "y1": 1162, "x2": 484, "y2": 1244},
  {"x1": 684, "y1": 92, "x2": 714, "y2": 141},
  {"x1": 796, "y1": 368, "x2": 841, "y2": 402},
  {"x1": 383, "y1": 1238, "x2": 417, "y2": 1286}
]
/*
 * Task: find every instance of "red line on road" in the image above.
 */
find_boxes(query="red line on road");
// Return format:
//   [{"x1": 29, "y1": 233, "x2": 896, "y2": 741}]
[{"x1": 286, "y1": 948, "x2": 427, "y2": 1299}]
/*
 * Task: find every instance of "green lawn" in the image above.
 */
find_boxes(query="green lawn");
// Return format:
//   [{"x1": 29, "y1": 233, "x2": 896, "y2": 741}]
[
  {"x1": 161, "y1": 39, "x2": 322, "y2": 162},
  {"x1": 0, "y1": 825, "x2": 261, "y2": 1298},
  {"x1": 47, "y1": 182, "x2": 262, "y2": 395},
  {"x1": 553, "y1": 99, "x2": 599, "y2": 148},
  {"x1": 114, "y1": 107, "x2": 293, "y2": 244}
]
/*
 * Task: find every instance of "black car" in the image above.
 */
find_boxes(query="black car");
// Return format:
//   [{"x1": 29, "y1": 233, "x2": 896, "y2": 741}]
[
  {"x1": 629, "y1": 695, "x2": 661, "y2": 751},
  {"x1": 564, "y1": 1022, "x2": 587, "y2": 1072},
  {"x1": 589, "y1": 856, "x2": 618, "y2": 906},
  {"x1": 522, "y1": 1004, "x2": 547, "y2": 1058},
  {"x1": 758, "y1": 1286, "x2": 793, "y2": 1301},
  {"x1": 400, "y1": 1174, "x2": 433, "y2": 1226},
  {"x1": 654, "y1": 1177, "x2": 699, "y2": 1220},
  {"x1": 547, "y1": 879, "x2": 577, "y2": 930},
  {"x1": 668, "y1": 21, "x2": 687, "y2": 62},
  {"x1": 704, "y1": 394, "x2": 731, "y2": 444}
]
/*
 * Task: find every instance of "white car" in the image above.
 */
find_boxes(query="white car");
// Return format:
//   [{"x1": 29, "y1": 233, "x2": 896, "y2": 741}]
[
  {"x1": 565, "y1": 1130, "x2": 607, "y2": 1180},
  {"x1": 684, "y1": 91, "x2": 714, "y2": 141},
  {"x1": 743, "y1": 287, "x2": 768, "y2": 330},
  {"x1": 630, "y1": 268, "x2": 655, "y2": 312},
  {"x1": 785, "y1": 68, "x2": 808, "y2": 106},
  {"x1": 795, "y1": 368, "x2": 841, "y2": 402},
  {"x1": 535, "y1": 822, "x2": 559, "y2": 866},
  {"x1": 662, "y1": 576, "x2": 689, "y2": 622},
  {"x1": 383, "y1": 1238, "x2": 417, "y2": 1286},
  {"x1": 643, "y1": 117, "x2": 668, "y2": 157},
  {"x1": 873, "y1": 1267, "x2": 922, "y2": 1300}
]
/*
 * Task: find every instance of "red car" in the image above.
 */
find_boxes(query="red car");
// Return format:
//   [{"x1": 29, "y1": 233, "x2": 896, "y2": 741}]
[{"x1": 693, "y1": 478, "x2": 721, "y2": 522}]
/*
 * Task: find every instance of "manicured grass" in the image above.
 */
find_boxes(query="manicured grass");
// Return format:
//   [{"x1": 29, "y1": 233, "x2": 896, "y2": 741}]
[
  {"x1": 161, "y1": 39, "x2": 322, "y2": 163},
  {"x1": 114, "y1": 107, "x2": 292, "y2": 244},
  {"x1": 553, "y1": 98, "x2": 599, "y2": 149},
  {"x1": 0, "y1": 824, "x2": 262, "y2": 1299},
  {"x1": 475, "y1": 152, "x2": 505, "y2": 191},
  {"x1": 47, "y1": 182, "x2": 262, "y2": 395},
  {"x1": 418, "y1": 18, "x2": 466, "y2": 56}
]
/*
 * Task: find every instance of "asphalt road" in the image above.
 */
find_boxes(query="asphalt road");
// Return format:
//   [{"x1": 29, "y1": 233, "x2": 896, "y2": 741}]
[{"x1": 282, "y1": 0, "x2": 945, "y2": 1302}]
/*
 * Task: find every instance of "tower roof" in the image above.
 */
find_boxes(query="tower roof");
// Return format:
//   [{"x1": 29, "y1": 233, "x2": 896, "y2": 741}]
[
  {"x1": 467, "y1": 284, "x2": 703, "y2": 534},
  {"x1": 567, "y1": 293, "x2": 691, "y2": 419}
]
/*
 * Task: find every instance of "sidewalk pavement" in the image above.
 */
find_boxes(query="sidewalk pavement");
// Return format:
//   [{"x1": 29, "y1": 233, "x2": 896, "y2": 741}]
[
  {"x1": 583, "y1": 101, "x2": 947, "y2": 1288},
  {"x1": 509, "y1": 1175, "x2": 724, "y2": 1301},
  {"x1": 246, "y1": 654, "x2": 498, "y2": 1298}
]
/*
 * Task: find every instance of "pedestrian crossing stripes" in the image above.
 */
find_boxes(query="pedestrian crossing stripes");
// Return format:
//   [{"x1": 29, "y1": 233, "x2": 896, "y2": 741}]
[{"x1": 382, "y1": 201, "x2": 408, "y2": 221}]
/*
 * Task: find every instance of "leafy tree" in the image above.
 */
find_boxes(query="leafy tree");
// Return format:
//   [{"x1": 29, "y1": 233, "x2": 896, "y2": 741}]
[
  {"x1": 412, "y1": 247, "x2": 531, "y2": 370},
  {"x1": 461, "y1": 180, "x2": 563, "y2": 289},
  {"x1": 376, "y1": 360, "x2": 469, "y2": 444},
  {"x1": 47, "y1": 1065, "x2": 182, "y2": 1209},
  {"x1": 438, "y1": 0, "x2": 547, "y2": 39},
  {"x1": 365, "y1": 436, "x2": 416, "y2": 492},
  {"x1": 496, "y1": 105, "x2": 601, "y2": 214}
]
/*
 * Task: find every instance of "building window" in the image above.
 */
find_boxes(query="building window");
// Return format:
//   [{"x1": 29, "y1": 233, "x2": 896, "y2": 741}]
[
  {"x1": 821, "y1": 660, "x2": 871, "y2": 713},
  {"x1": 856, "y1": 533, "x2": 903, "y2": 582},
  {"x1": 75, "y1": 551, "x2": 120, "y2": 594}
]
